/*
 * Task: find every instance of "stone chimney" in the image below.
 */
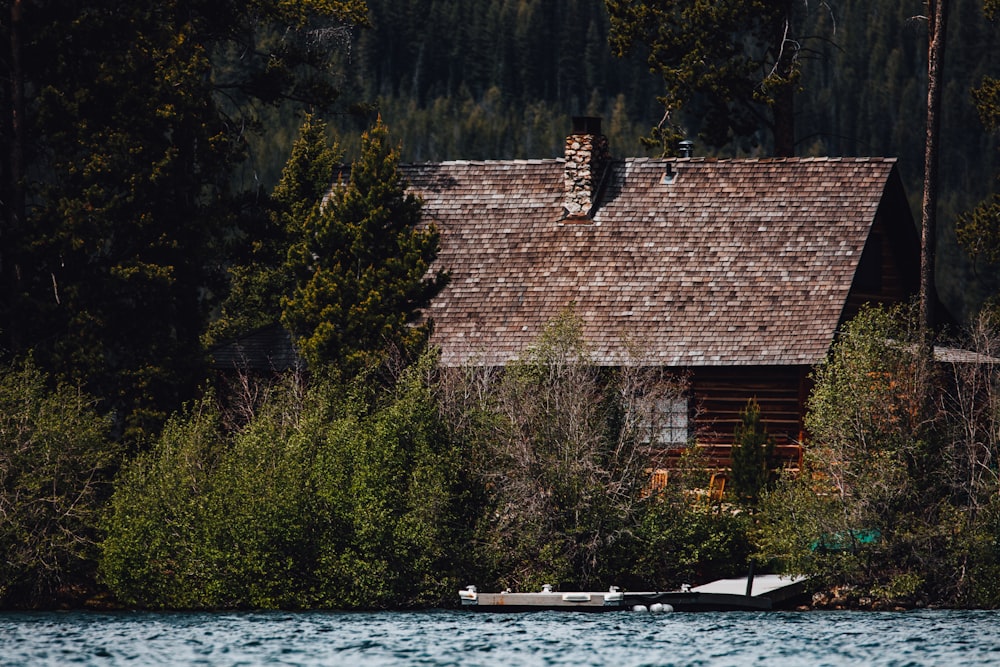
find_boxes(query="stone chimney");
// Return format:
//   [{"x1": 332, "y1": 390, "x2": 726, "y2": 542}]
[{"x1": 563, "y1": 116, "x2": 610, "y2": 220}]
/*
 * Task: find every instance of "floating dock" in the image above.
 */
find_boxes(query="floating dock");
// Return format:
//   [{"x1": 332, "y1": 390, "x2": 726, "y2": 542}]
[
  {"x1": 460, "y1": 584, "x2": 626, "y2": 613},
  {"x1": 459, "y1": 574, "x2": 809, "y2": 613}
]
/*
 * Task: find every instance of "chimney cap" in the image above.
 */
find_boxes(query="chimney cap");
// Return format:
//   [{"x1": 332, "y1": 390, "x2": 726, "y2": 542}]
[
  {"x1": 678, "y1": 140, "x2": 694, "y2": 158},
  {"x1": 571, "y1": 116, "x2": 602, "y2": 135}
]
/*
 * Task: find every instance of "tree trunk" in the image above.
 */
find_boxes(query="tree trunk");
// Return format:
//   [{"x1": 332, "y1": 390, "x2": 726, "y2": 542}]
[{"x1": 921, "y1": 0, "x2": 948, "y2": 337}]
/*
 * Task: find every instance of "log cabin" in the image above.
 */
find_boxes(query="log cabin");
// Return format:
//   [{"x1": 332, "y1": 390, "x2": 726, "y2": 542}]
[{"x1": 405, "y1": 117, "x2": 921, "y2": 471}]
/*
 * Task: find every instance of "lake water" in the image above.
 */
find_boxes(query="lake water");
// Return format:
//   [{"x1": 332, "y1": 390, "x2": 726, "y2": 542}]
[{"x1": 2, "y1": 608, "x2": 1000, "y2": 666}]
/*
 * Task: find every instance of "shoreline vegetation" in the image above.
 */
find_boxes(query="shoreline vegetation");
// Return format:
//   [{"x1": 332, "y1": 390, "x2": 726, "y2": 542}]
[{"x1": 6, "y1": 304, "x2": 1000, "y2": 613}]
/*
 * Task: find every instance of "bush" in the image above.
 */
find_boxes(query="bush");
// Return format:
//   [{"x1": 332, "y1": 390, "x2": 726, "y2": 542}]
[
  {"x1": 632, "y1": 477, "x2": 753, "y2": 589},
  {"x1": 755, "y1": 305, "x2": 933, "y2": 597},
  {"x1": 98, "y1": 393, "x2": 227, "y2": 607},
  {"x1": 0, "y1": 360, "x2": 118, "y2": 607},
  {"x1": 101, "y1": 355, "x2": 464, "y2": 609},
  {"x1": 437, "y1": 308, "x2": 692, "y2": 591}
]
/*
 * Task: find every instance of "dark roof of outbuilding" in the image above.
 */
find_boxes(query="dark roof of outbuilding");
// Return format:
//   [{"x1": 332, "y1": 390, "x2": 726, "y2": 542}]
[
  {"x1": 403, "y1": 156, "x2": 908, "y2": 368},
  {"x1": 208, "y1": 323, "x2": 302, "y2": 373}
]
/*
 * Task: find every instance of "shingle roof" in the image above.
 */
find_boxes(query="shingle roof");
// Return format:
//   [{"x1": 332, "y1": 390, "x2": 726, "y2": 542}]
[{"x1": 404, "y1": 157, "x2": 902, "y2": 368}]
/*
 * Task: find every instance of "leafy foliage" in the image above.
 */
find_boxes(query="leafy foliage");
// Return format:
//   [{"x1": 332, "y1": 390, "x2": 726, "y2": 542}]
[
  {"x1": 100, "y1": 355, "x2": 464, "y2": 609},
  {"x1": 437, "y1": 308, "x2": 693, "y2": 590},
  {"x1": 633, "y1": 487, "x2": 752, "y2": 590},
  {"x1": 0, "y1": 360, "x2": 118, "y2": 607},
  {"x1": 805, "y1": 305, "x2": 930, "y2": 512},
  {"x1": 629, "y1": 446, "x2": 752, "y2": 590},
  {"x1": 755, "y1": 303, "x2": 1000, "y2": 607},
  {"x1": 281, "y1": 117, "x2": 447, "y2": 373},
  {"x1": 98, "y1": 393, "x2": 226, "y2": 608}
]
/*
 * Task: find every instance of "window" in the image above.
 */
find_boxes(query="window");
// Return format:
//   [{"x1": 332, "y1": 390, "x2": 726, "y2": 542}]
[{"x1": 640, "y1": 396, "x2": 690, "y2": 447}]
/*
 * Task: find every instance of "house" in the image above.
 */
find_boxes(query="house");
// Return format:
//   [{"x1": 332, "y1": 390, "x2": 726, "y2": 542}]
[{"x1": 402, "y1": 117, "x2": 921, "y2": 467}]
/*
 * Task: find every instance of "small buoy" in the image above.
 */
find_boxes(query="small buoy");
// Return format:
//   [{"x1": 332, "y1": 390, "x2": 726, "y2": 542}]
[
  {"x1": 649, "y1": 603, "x2": 674, "y2": 613},
  {"x1": 631, "y1": 605, "x2": 649, "y2": 613}
]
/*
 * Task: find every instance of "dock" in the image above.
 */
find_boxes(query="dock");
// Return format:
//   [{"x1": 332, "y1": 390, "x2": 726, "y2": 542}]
[{"x1": 459, "y1": 574, "x2": 809, "y2": 613}]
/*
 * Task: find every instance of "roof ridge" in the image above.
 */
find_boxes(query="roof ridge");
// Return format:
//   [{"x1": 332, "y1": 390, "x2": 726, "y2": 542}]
[
  {"x1": 623, "y1": 156, "x2": 897, "y2": 164},
  {"x1": 404, "y1": 158, "x2": 562, "y2": 167},
  {"x1": 402, "y1": 156, "x2": 898, "y2": 168}
]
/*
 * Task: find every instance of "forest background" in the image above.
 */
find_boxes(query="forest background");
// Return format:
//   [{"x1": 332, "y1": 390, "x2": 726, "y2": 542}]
[{"x1": 4, "y1": 0, "x2": 1000, "y2": 610}]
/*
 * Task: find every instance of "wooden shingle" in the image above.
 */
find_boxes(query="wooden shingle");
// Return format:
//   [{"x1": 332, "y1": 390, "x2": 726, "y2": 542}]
[{"x1": 405, "y1": 157, "x2": 913, "y2": 369}]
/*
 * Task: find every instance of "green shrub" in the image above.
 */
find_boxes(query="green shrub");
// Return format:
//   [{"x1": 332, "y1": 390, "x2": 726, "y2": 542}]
[
  {"x1": 437, "y1": 308, "x2": 693, "y2": 591},
  {"x1": 754, "y1": 304, "x2": 984, "y2": 605},
  {"x1": 98, "y1": 394, "x2": 226, "y2": 608},
  {"x1": 100, "y1": 356, "x2": 463, "y2": 609},
  {"x1": 632, "y1": 487, "x2": 752, "y2": 589},
  {"x1": 0, "y1": 359, "x2": 118, "y2": 607}
]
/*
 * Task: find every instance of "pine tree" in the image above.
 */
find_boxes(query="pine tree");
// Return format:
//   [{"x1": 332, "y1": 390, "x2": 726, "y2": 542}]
[
  {"x1": 0, "y1": 0, "x2": 367, "y2": 438},
  {"x1": 956, "y1": 2, "x2": 1000, "y2": 269},
  {"x1": 207, "y1": 115, "x2": 343, "y2": 346},
  {"x1": 604, "y1": 0, "x2": 822, "y2": 156},
  {"x1": 730, "y1": 398, "x2": 775, "y2": 505},
  {"x1": 281, "y1": 117, "x2": 447, "y2": 373}
]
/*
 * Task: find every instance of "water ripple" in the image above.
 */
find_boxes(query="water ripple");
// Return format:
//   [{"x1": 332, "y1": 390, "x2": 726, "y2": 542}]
[{"x1": 3, "y1": 609, "x2": 1000, "y2": 666}]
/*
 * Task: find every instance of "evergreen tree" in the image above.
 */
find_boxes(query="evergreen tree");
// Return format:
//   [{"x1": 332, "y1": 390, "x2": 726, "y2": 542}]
[
  {"x1": 0, "y1": 0, "x2": 367, "y2": 438},
  {"x1": 604, "y1": 0, "x2": 811, "y2": 156},
  {"x1": 206, "y1": 115, "x2": 343, "y2": 346},
  {"x1": 957, "y1": 1, "x2": 1000, "y2": 268},
  {"x1": 281, "y1": 117, "x2": 447, "y2": 373},
  {"x1": 4, "y1": 2, "x2": 235, "y2": 437},
  {"x1": 730, "y1": 398, "x2": 775, "y2": 505}
]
